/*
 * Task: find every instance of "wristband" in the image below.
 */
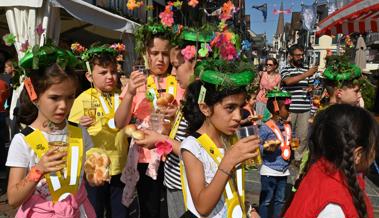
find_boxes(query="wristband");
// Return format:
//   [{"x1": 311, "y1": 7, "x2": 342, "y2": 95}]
[
  {"x1": 218, "y1": 167, "x2": 232, "y2": 177},
  {"x1": 27, "y1": 166, "x2": 43, "y2": 182}
]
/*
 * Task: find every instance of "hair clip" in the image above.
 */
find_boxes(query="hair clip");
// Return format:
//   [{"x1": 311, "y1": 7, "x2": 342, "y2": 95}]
[{"x1": 24, "y1": 77, "x2": 37, "y2": 101}]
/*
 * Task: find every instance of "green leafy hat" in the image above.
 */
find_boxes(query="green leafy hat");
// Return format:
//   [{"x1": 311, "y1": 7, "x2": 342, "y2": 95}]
[
  {"x1": 20, "y1": 44, "x2": 79, "y2": 70},
  {"x1": 80, "y1": 44, "x2": 118, "y2": 62},
  {"x1": 323, "y1": 55, "x2": 362, "y2": 82},
  {"x1": 197, "y1": 58, "x2": 255, "y2": 89},
  {"x1": 12, "y1": 43, "x2": 81, "y2": 88},
  {"x1": 266, "y1": 88, "x2": 291, "y2": 98}
]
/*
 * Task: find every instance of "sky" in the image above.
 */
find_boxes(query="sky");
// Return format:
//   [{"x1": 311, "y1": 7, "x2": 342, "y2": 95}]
[{"x1": 245, "y1": 0, "x2": 315, "y2": 43}]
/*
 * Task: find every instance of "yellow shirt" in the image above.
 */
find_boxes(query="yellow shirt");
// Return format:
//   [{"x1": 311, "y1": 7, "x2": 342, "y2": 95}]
[{"x1": 69, "y1": 88, "x2": 128, "y2": 176}]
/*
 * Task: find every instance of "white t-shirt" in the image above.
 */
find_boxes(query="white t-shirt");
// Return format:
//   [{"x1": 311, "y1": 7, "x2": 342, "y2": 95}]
[
  {"x1": 6, "y1": 124, "x2": 93, "y2": 200},
  {"x1": 181, "y1": 136, "x2": 226, "y2": 218},
  {"x1": 318, "y1": 204, "x2": 345, "y2": 218}
]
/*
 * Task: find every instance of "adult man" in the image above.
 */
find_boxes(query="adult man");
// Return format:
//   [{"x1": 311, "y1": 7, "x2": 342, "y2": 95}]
[{"x1": 280, "y1": 44, "x2": 318, "y2": 164}]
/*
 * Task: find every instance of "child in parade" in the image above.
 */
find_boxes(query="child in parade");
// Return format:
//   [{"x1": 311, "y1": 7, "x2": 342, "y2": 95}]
[
  {"x1": 69, "y1": 44, "x2": 129, "y2": 218},
  {"x1": 284, "y1": 104, "x2": 378, "y2": 218},
  {"x1": 180, "y1": 42, "x2": 260, "y2": 216},
  {"x1": 240, "y1": 93, "x2": 258, "y2": 127},
  {"x1": 258, "y1": 89, "x2": 292, "y2": 218},
  {"x1": 6, "y1": 44, "x2": 96, "y2": 217},
  {"x1": 322, "y1": 55, "x2": 363, "y2": 107},
  {"x1": 115, "y1": 22, "x2": 184, "y2": 218},
  {"x1": 132, "y1": 28, "x2": 214, "y2": 218}
]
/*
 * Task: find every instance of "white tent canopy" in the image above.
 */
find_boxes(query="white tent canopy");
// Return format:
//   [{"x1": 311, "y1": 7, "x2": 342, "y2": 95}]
[{"x1": 0, "y1": 0, "x2": 140, "y2": 120}]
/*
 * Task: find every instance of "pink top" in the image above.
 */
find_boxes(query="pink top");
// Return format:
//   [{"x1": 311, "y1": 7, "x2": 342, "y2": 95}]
[
  {"x1": 256, "y1": 71, "x2": 281, "y2": 104},
  {"x1": 120, "y1": 75, "x2": 184, "y2": 163}
]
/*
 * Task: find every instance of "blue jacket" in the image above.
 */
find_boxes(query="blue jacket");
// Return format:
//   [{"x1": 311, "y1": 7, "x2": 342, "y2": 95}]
[{"x1": 259, "y1": 120, "x2": 291, "y2": 172}]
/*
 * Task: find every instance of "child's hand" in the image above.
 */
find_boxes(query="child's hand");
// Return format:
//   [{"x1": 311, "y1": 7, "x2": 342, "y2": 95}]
[
  {"x1": 134, "y1": 129, "x2": 164, "y2": 149},
  {"x1": 161, "y1": 104, "x2": 178, "y2": 120},
  {"x1": 223, "y1": 135, "x2": 260, "y2": 167},
  {"x1": 126, "y1": 71, "x2": 145, "y2": 96},
  {"x1": 79, "y1": 116, "x2": 94, "y2": 128},
  {"x1": 36, "y1": 148, "x2": 66, "y2": 174}
]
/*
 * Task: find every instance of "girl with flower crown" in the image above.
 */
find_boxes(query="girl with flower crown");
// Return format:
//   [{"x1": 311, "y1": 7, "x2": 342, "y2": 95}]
[
  {"x1": 115, "y1": 22, "x2": 184, "y2": 217},
  {"x1": 6, "y1": 44, "x2": 96, "y2": 218}
]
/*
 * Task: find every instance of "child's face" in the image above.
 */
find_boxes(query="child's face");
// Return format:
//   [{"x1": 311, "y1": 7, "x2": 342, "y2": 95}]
[
  {"x1": 336, "y1": 85, "x2": 361, "y2": 106},
  {"x1": 147, "y1": 38, "x2": 170, "y2": 76},
  {"x1": 88, "y1": 64, "x2": 117, "y2": 92},
  {"x1": 170, "y1": 48, "x2": 195, "y2": 89},
  {"x1": 247, "y1": 95, "x2": 256, "y2": 107},
  {"x1": 279, "y1": 104, "x2": 290, "y2": 120},
  {"x1": 206, "y1": 93, "x2": 245, "y2": 136},
  {"x1": 36, "y1": 78, "x2": 76, "y2": 124},
  {"x1": 5, "y1": 63, "x2": 14, "y2": 74}
]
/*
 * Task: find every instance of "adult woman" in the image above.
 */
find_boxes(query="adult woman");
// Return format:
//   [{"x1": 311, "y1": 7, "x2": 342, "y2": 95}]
[{"x1": 256, "y1": 58, "x2": 281, "y2": 116}]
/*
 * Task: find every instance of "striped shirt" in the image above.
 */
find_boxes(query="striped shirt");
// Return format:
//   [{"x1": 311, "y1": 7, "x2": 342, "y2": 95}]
[
  {"x1": 164, "y1": 117, "x2": 188, "y2": 190},
  {"x1": 280, "y1": 64, "x2": 313, "y2": 113}
]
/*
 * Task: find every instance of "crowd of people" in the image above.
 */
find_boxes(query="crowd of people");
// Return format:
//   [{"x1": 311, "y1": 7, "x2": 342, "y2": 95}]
[{"x1": 0, "y1": 12, "x2": 378, "y2": 218}]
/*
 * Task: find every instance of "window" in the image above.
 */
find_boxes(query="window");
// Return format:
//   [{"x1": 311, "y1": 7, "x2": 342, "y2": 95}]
[{"x1": 315, "y1": 36, "x2": 320, "y2": 45}]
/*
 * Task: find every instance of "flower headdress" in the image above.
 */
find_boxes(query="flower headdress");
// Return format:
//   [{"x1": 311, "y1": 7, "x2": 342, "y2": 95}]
[
  {"x1": 175, "y1": 27, "x2": 215, "y2": 61},
  {"x1": 12, "y1": 43, "x2": 82, "y2": 103},
  {"x1": 134, "y1": 19, "x2": 177, "y2": 55},
  {"x1": 266, "y1": 88, "x2": 292, "y2": 113},
  {"x1": 323, "y1": 55, "x2": 362, "y2": 85},
  {"x1": 76, "y1": 43, "x2": 125, "y2": 62}
]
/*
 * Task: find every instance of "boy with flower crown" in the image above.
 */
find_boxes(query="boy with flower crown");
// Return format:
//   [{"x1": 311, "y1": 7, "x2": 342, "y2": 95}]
[{"x1": 69, "y1": 43, "x2": 129, "y2": 218}]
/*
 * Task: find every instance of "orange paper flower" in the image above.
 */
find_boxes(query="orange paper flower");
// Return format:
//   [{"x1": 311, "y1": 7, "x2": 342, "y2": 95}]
[
  {"x1": 127, "y1": 0, "x2": 144, "y2": 10},
  {"x1": 188, "y1": 0, "x2": 198, "y2": 8}
]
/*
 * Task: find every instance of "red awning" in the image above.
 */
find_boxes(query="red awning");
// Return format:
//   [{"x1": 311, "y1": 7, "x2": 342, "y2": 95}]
[{"x1": 316, "y1": 0, "x2": 379, "y2": 36}]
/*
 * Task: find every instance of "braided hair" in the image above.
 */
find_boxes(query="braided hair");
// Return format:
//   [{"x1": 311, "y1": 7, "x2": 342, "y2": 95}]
[{"x1": 295, "y1": 104, "x2": 379, "y2": 218}]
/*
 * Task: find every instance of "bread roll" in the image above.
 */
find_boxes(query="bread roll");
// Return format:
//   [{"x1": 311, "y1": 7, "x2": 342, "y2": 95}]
[
  {"x1": 124, "y1": 124, "x2": 137, "y2": 136},
  {"x1": 132, "y1": 130, "x2": 145, "y2": 140}
]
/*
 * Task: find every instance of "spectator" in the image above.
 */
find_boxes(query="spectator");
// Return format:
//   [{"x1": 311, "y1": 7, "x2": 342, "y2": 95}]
[
  {"x1": 256, "y1": 57, "x2": 281, "y2": 116},
  {"x1": 280, "y1": 44, "x2": 318, "y2": 165},
  {"x1": 0, "y1": 77, "x2": 10, "y2": 170}
]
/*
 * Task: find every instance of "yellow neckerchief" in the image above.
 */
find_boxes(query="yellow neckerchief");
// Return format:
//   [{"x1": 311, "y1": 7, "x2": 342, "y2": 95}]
[
  {"x1": 146, "y1": 74, "x2": 178, "y2": 98},
  {"x1": 180, "y1": 134, "x2": 246, "y2": 217},
  {"x1": 265, "y1": 120, "x2": 292, "y2": 160},
  {"x1": 22, "y1": 122, "x2": 83, "y2": 203},
  {"x1": 85, "y1": 88, "x2": 120, "y2": 131}
]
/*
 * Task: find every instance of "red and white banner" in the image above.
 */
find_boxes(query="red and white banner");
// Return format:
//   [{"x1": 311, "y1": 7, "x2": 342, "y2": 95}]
[{"x1": 316, "y1": 0, "x2": 379, "y2": 36}]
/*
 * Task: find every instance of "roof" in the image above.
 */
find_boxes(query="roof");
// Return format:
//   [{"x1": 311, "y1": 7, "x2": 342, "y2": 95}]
[{"x1": 317, "y1": 0, "x2": 379, "y2": 36}]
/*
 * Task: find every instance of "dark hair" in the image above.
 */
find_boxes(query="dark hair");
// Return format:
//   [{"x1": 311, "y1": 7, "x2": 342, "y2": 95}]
[
  {"x1": 182, "y1": 80, "x2": 247, "y2": 134},
  {"x1": 288, "y1": 104, "x2": 379, "y2": 217},
  {"x1": 288, "y1": 44, "x2": 304, "y2": 56},
  {"x1": 89, "y1": 53, "x2": 117, "y2": 70},
  {"x1": 18, "y1": 63, "x2": 78, "y2": 125},
  {"x1": 323, "y1": 79, "x2": 361, "y2": 96},
  {"x1": 266, "y1": 97, "x2": 288, "y2": 115},
  {"x1": 265, "y1": 57, "x2": 278, "y2": 70}
]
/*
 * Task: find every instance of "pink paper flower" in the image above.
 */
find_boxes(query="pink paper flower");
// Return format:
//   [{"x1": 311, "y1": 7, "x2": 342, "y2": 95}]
[
  {"x1": 220, "y1": 42, "x2": 237, "y2": 61},
  {"x1": 35, "y1": 24, "x2": 45, "y2": 36},
  {"x1": 20, "y1": 40, "x2": 29, "y2": 53},
  {"x1": 181, "y1": 45, "x2": 196, "y2": 61},
  {"x1": 156, "y1": 140, "x2": 173, "y2": 156},
  {"x1": 284, "y1": 98, "x2": 292, "y2": 105},
  {"x1": 159, "y1": 4, "x2": 174, "y2": 27}
]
